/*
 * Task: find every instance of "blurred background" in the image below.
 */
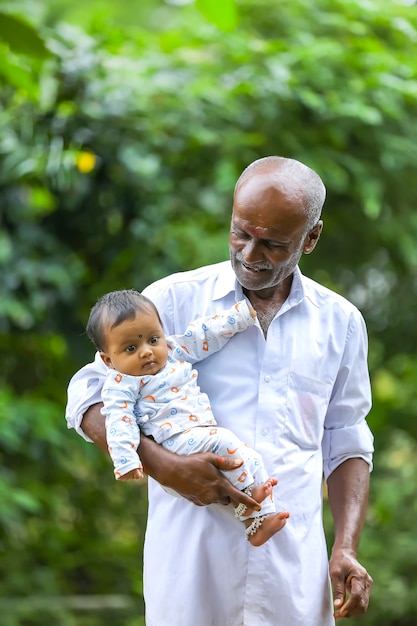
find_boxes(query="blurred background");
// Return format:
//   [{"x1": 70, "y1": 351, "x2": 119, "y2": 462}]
[{"x1": 1, "y1": 0, "x2": 417, "y2": 624}]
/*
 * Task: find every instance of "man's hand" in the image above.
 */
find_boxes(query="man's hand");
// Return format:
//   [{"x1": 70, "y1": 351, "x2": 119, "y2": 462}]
[
  {"x1": 330, "y1": 548, "x2": 373, "y2": 620},
  {"x1": 161, "y1": 451, "x2": 261, "y2": 511},
  {"x1": 327, "y1": 458, "x2": 372, "y2": 620},
  {"x1": 81, "y1": 404, "x2": 260, "y2": 511}
]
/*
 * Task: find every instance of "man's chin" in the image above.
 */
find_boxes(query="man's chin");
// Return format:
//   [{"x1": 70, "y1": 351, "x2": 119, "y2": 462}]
[{"x1": 235, "y1": 269, "x2": 272, "y2": 291}]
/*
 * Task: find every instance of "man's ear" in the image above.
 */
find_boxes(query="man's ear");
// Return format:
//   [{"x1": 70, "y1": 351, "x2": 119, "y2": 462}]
[
  {"x1": 100, "y1": 352, "x2": 112, "y2": 368},
  {"x1": 303, "y1": 220, "x2": 323, "y2": 255}
]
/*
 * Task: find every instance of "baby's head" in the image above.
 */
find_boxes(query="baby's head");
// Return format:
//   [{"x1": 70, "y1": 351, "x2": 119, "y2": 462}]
[{"x1": 86, "y1": 289, "x2": 168, "y2": 376}]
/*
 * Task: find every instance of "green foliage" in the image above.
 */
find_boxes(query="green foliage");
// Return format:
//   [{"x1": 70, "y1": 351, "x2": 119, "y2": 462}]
[
  {"x1": 0, "y1": 386, "x2": 146, "y2": 624},
  {"x1": 0, "y1": 13, "x2": 50, "y2": 57},
  {"x1": 0, "y1": 7, "x2": 52, "y2": 99},
  {"x1": 1, "y1": 0, "x2": 417, "y2": 623},
  {"x1": 324, "y1": 430, "x2": 417, "y2": 626}
]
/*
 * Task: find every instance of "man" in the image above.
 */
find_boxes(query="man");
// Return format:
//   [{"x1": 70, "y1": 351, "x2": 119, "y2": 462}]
[{"x1": 66, "y1": 156, "x2": 374, "y2": 625}]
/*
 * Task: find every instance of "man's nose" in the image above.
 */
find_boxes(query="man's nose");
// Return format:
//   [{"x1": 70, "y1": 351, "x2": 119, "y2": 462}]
[{"x1": 242, "y1": 239, "x2": 263, "y2": 264}]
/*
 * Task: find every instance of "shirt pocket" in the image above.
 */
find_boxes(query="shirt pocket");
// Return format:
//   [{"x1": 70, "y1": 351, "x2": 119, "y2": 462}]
[{"x1": 284, "y1": 371, "x2": 332, "y2": 450}]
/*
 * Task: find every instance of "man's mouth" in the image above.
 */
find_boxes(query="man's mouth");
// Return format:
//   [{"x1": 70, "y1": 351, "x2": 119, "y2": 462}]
[
  {"x1": 241, "y1": 261, "x2": 270, "y2": 273},
  {"x1": 235, "y1": 253, "x2": 272, "y2": 273}
]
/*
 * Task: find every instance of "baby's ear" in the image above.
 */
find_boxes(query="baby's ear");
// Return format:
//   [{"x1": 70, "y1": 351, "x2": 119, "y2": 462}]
[{"x1": 100, "y1": 352, "x2": 112, "y2": 368}]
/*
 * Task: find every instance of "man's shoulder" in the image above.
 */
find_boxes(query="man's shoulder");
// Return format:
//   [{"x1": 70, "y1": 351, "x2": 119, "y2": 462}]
[{"x1": 302, "y1": 273, "x2": 361, "y2": 317}]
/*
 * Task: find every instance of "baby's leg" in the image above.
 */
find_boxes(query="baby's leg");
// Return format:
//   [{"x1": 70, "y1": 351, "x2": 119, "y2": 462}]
[
  {"x1": 205, "y1": 427, "x2": 283, "y2": 518},
  {"x1": 159, "y1": 426, "x2": 256, "y2": 496},
  {"x1": 163, "y1": 426, "x2": 290, "y2": 544},
  {"x1": 163, "y1": 426, "x2": 281, "y2": 510},
  {"x1": 212, "y1": 431, "x2": 291, "y2": 545},
  {"x1": 202, "y1": 426, "x2": 260, "y2": 489}
]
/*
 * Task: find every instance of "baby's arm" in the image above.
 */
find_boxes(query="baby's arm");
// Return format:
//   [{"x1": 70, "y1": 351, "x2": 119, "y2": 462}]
[
  {"x1": 102, "y1": 371, "x2": 144, "y2": 480},
  {"x1": 167, "y1": 299, "x2": 257, "y2": 362}
]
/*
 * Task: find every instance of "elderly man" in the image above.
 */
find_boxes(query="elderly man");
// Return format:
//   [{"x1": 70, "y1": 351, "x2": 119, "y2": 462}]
[{"x1": 66, "y1": 156, "x2": 374, "y2": 626}]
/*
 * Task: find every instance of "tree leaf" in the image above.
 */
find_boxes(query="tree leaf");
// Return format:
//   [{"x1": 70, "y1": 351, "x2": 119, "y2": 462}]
[
  {"x1": 196, "y1": 0, "x2": 238, "y2": 31},
  {"x1": 0, "y1": 12, "x2": 51, "y2": 58}
]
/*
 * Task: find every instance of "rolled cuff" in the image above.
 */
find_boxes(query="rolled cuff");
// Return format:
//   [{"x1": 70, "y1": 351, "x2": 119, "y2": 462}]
[
  {"x1": 322, "y1": 421, "x2": 374, "y2": 481},
  {"x1": 66, "y1": 374, "x2": 104, "y2": 443}
]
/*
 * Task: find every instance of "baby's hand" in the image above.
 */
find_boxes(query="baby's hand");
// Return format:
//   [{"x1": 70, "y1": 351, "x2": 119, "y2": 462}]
[
  {"x1": 249, "y1": 306, "x2": 257, "y2": 319},
  {"x1": 118, "y1": 467, "x2": 144, "y2": 481}
]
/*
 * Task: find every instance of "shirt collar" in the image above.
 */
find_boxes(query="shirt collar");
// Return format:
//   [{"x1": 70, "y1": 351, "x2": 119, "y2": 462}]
[
  {"x1": 288, "y1": 266, "x2": 304, "y2": 306},
  {"x1": 213, "y1": 261, "x2": 240, "y2": 301},
  {"x1": 292, "y1": 266, "x2": 320, "y2": 309}
]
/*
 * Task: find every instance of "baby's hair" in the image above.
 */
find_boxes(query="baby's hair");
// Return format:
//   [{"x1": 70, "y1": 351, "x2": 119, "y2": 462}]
[{"x1": 86, "y1": 289, "x2": 161, "y2": 352}]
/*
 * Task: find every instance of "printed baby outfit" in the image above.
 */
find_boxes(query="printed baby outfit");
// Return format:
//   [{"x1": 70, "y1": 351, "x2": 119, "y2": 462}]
[{"x1": 101, "y1": 299, "x2": 275, "y2": 519}]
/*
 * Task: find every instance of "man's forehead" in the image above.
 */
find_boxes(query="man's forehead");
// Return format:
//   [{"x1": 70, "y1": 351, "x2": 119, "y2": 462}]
[{"x1": 231, "y1": 215, "x2": 281, "y2": 240}]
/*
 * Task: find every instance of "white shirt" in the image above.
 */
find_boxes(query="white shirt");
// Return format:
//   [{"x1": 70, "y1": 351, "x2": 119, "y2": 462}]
[{"x1": 66, "y1": 261, "x2": 374, "y2": 626}]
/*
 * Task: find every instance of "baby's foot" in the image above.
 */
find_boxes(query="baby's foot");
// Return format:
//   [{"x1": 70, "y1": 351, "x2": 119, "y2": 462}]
[
  {"x1": 245, "y1": 511, "x2": 290, "y2": 547},
  {"x1": 250, "y1": 478, "x2": 277, "y2": 508},
  {"x1": 238, "y1": 478, "x2": 277, "y2": 517}
]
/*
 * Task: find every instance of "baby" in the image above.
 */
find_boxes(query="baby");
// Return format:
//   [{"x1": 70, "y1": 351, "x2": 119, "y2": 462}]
[{"x1": 86, "y1": 289, "x2": 289, "y2": 546}]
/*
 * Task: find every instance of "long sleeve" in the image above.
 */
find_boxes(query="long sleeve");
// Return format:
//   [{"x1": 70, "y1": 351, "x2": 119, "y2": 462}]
[
  {"x1": 65, "y1": 351, "x2": 108, "y2": 442},
  {"x1": 166, "y1": 299, "x2": 255, "y2": 363},
  {"x1": 101, "y1": 370, "x2": 143, "y2": 479},
  {"x1": 322, "y1": 309, "x2": 374, "y2": 480}
]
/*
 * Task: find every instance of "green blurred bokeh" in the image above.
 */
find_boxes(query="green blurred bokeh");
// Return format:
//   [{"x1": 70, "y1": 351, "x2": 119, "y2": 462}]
[{"x1": 1, "y1": 1, "x2": 417, "y2": 624}]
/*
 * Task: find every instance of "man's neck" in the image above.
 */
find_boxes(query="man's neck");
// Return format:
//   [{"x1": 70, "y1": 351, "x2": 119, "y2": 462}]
[{"x1": 243, "y1": 275, "x2": 293, "y2": 337}]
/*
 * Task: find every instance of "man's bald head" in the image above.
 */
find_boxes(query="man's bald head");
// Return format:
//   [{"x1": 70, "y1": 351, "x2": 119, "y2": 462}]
[{"x1": 235, "y1": 156, "x2": 326, "y2": 232}]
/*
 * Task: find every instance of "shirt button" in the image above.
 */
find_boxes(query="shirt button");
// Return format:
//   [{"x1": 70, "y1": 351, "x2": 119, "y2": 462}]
[
  {"x1": 261, "y1": 427, "x2": 269, "y2": 436},
  {"x1": 264, "y1": 375, "x2": 271, "y2": 382}
]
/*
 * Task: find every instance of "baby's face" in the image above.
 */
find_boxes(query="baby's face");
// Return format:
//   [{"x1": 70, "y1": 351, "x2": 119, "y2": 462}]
[{"x1": 101, "y1": 308, "x2": 168, "y2": 377}]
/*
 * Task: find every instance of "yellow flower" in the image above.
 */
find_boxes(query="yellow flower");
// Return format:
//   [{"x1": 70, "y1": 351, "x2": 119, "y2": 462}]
[{"x1": 76, "y1": 151, "x2": 96, "y2": 173}]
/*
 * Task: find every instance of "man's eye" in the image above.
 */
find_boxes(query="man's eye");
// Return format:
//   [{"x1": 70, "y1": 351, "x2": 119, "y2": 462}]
[{"x1": 232, "y1": 229, "x2": 249, "y2": 240}]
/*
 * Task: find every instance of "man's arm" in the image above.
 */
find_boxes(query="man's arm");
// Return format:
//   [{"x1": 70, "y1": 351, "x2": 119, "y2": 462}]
[
  {"x1": 327, "y1": 458, "x2": 373, "y2": 620},
  {"x1": 81, "y1": 403, "x2": 260, "y2": 510}
]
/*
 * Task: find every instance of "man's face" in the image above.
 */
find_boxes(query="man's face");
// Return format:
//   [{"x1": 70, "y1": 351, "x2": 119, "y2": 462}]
[{"x1": 229, "y1": 173, "x2": 321, "y2": 293}]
